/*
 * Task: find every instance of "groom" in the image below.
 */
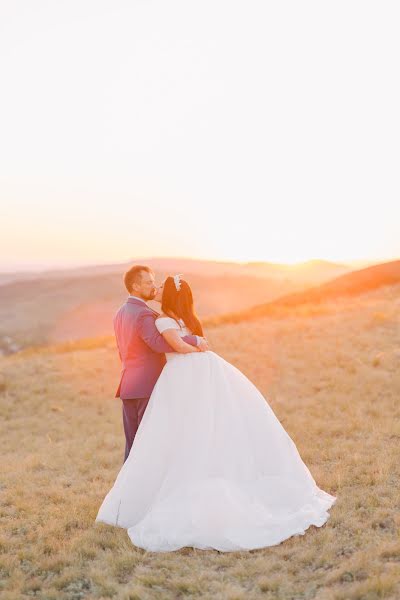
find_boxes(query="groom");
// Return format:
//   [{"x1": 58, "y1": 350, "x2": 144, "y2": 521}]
[{"x1": 114, "y1": 265, "x2": 208, "y2": 462}]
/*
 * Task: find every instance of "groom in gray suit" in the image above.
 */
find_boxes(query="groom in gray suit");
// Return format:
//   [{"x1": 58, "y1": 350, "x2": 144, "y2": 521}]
[{"x1": 114, "y1": 265, "x2": 208, "y2": 462}]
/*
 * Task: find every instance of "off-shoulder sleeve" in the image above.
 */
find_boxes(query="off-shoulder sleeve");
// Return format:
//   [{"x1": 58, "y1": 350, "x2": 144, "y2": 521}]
[{"x1": 155, "y1": 317, "x2": 181, "y2": 334}]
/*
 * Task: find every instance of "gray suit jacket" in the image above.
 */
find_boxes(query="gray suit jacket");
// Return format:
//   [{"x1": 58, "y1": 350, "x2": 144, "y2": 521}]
[{"x1": 114, "y1": 297, "x2": 198, "y2": 399}]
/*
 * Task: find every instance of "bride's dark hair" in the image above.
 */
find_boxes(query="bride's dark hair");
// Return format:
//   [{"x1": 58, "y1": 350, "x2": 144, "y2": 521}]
[{"x1": 161, "y1": 277, "x2": 204, "y2": 336}]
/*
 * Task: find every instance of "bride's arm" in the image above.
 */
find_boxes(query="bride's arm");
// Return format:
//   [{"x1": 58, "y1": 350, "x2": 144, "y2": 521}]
[
  {"x1": 160, "y1": 328, "x2": 200, "y2": 353},
  {"x1": 137, "y1": 313, "x2": 198, "y2": 354}
]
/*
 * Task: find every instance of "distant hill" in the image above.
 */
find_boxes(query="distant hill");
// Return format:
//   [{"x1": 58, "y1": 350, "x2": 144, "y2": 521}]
[
  {"x1": 139, "y1": 257, "x2": 350, "y2": 284},
  {"x1": 206, "y1": 259, "x2": 400, "y2": 325},
  {"x1": 0, "y1": 257, "x2": 354, "y2": 354},
  {"x1": 0, "y1": 256, "x2": 350, "y2": 286},
  {"x1": 242, "y1": 259, "x2": 350, "y2": 283}
]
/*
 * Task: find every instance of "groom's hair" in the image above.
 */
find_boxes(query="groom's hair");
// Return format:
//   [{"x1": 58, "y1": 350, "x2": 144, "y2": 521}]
[{"x1": 124, "y1": 265, "x2": 153, "y2": 293}]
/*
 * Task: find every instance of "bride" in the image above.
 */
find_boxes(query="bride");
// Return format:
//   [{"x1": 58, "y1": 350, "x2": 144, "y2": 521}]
[{"x1": 96, "y1": 274, "x2": 336, "y2": 552}]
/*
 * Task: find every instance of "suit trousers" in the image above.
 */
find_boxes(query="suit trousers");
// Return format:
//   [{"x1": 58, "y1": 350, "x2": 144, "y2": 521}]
[{"x1": 122, "y1": 397, "x2": 150, "y2": 463}]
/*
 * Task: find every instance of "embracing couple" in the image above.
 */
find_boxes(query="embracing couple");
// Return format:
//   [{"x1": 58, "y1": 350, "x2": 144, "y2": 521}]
[{"x1": 96, "y1": 265, "x2": 336, "y2": 553}]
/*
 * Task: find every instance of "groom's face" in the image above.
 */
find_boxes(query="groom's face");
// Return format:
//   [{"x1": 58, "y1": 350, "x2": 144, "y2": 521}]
[
  {"x1": 153, "y1": 280, "x2": 164, "y2": 303},
  {"x1": 133, "y1": 270, "x2": 157, "y2": 301}
]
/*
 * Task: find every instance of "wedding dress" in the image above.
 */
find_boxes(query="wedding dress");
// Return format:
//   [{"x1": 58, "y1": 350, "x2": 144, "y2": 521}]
[{"x1": 96, "y1": 317, "x2": 336, "y2": 552}]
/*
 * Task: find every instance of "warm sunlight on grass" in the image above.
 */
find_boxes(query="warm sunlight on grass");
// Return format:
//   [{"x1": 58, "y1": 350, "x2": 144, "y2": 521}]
[{"x1": 0, "y1": 283, "x2": 399, "y2": 599}]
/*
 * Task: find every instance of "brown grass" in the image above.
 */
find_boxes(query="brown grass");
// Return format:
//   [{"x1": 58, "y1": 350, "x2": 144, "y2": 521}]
[{"x1": 0, "y1": 283, "x2": 399, "y2": 599}]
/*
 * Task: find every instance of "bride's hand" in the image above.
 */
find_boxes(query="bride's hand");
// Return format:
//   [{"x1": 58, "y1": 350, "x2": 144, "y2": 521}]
[{"x1": 197, "y1": 338, "x2": 210, "y2": 352}]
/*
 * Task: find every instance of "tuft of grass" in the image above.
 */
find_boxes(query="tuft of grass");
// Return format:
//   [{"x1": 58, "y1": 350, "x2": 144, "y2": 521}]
[{"x1": 0, "y1": 373, "x2": 7, "y2": 393}]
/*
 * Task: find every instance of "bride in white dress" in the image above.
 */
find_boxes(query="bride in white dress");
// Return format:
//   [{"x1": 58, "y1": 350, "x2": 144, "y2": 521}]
[{"x1": 96, "y1": 275, "x2": 336, "y2": 552}]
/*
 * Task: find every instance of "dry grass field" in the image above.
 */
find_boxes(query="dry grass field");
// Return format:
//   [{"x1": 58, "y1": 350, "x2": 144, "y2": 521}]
[{"x1": 1, "y1": 283, "x2": 399, "y2": 599}]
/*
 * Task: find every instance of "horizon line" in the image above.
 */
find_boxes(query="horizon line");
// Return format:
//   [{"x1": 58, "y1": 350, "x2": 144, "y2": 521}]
[{"x1": 1, "y1": 254, "x2": 399, "y2": 275}]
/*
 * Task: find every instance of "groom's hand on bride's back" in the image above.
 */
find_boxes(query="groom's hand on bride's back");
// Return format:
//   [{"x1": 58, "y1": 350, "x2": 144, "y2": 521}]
[{"x1": 197, "y1": 338, "x2": 210, "y2": 352}]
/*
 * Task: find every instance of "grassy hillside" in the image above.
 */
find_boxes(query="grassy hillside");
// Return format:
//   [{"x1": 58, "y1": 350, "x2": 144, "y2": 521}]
[
  {"x1": 207, "y1": 260, "x2": 400, "y2": 326},
  {"x1": 0, "y1": 282, "x2": 399, "y2": 599}
]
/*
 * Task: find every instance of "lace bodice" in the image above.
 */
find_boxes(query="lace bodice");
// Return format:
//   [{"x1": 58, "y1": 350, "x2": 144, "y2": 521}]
[{"x1": 155, "y1": 317, "x2": 193, "y2": 359}]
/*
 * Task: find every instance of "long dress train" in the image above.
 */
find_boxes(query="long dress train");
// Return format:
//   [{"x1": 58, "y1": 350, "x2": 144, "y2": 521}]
[{"x1": 96, "y1": 317, "x2": 336, "y2": 552}]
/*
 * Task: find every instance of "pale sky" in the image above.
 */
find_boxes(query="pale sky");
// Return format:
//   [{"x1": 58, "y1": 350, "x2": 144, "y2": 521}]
[{"x1": 1, "y1": 0, "x2": 399, "y2": 271}]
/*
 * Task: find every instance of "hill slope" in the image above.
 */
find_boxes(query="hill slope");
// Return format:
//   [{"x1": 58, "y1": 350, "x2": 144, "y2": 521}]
[{"x1": 207, "y1": 259, "x2": 400, "y2": 325}]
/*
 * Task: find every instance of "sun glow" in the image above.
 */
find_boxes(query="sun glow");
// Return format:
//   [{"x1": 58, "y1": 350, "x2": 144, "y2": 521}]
[{"x1": 1, "y1": 1, "x2": 399, "y2": 271}]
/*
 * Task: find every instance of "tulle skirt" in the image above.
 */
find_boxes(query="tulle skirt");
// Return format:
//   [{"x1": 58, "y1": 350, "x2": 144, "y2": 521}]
[{"x1": 96, "y1": 351, "x2": 336, "y2": 552}]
